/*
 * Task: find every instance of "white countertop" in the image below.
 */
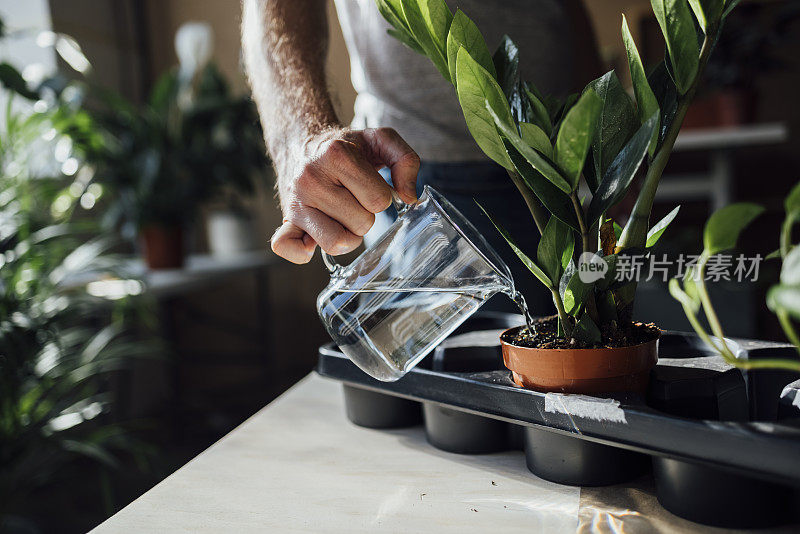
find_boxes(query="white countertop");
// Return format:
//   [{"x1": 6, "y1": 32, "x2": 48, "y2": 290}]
[{"x1": 92, "y1": 374, "x2": 778, "y2": 533}]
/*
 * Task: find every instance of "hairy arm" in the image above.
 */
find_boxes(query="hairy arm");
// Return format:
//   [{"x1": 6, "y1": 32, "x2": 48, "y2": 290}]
[{"x1": 242, "y1": 0, "x2": 419, "y2": 264}]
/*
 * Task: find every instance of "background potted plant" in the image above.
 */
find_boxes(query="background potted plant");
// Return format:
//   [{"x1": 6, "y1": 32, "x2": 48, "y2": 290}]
[
  {"x1": 648, "y1": 183, "x2": 799, "y2": 527},
  {"x1": 0, "y1": 60, "x2": 156, "y2": 531},
  {"x1": 683, "y1": 2, "x2": 800, "y2": 128},
  {"x1": 670, "y1": 184, "x2": 800, "y2": 373},
  {"x1": 73, "y1": 22, "x2": 269, "y2": 269}
]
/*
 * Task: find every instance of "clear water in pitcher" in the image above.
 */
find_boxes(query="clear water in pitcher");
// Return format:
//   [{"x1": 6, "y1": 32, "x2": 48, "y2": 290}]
[{"x1": 320, "y1": 279, "x2": 533, "y2": 381}]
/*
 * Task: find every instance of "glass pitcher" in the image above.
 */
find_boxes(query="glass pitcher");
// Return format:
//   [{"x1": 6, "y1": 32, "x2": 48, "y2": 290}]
[{"x1": 317, "y1": 185, "x2": 514, "y2": 381}]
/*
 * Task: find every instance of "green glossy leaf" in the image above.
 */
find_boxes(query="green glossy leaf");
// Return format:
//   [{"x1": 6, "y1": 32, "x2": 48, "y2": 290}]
[
  {"x1": 613, "y1": 221, "x2": 623, "y2": 240},
  {"x1": 488, "y1": 102, "x2": 569, "y2": 189},
  {"x1": 401, "y1": 0, "x2": 450, "y2": 79},
  {"x1": 587, "y1": 113, "x2": 658, "y2": 226},
  {"x1": 683, "y1": 266, "x2": 702, "y2": 306},
  {"x1": 455, "y1": 48, "x2": 513, "y2": 168},
  {"x1": 562, "y1": 230, "x2": 575, "y2": 271},
  {"x1": 563, "y1": 269, "x2": 588, "y2": 314},
  {"x1": 586, "y1": 71, "x2": 638, "y2": 192},
  {"x1": 560, "y1": 260, "x2": 576, "y2": 301},
  {"x1": 376, "y1": 0, "x2": 412, "y2": 33},
  {"x1": 781, "y1": 246, "x2": 800, "y2": 286},
  {"x1": 447, "y1": 10, "x2": 495, "y2": 86},
  {"x1": 786, "y1": 181, "x2": 800, "y2": 214},
  {"x1": 0, "y1": 63, "x2": 38, "y2": 100},
  {"x1": 688, "y1": 0, "x2": 724, "y2": 31},
  {"x1": 523, "y1": 88, "x2": 553, "y2": 135},
  {"x1": 386, "y1": 28, "x2": 424, "y2": 53},
  {"x1": 492, "y1": 35, "x2": 523, "y2": 121},
  {"x1": 420, "y1": 0, "x2": 453, "y2": 52},
  {"x1": 647, "y1": 61, "x2": 678, "y2": 150},
  {"x1": 622, "y1": 15, "x2": 660, "y2": 154},
  {"x1": 519, "y1": 122, "x2": 552, "y2": 157},
  {"x1": 573, "y1": 314, "x2": 601, "y2": 344},
  {"x1": 646, "y1": 205, "x2": 681, "y2": 247},
  {"x1": 554, "y1": 89, "x2": 603, "y2": 190},
  {"x1": 538, "y1": 216, "x2": 573, "y2": 286},
  {"x1": 767, "y1": 284, "x2": 800, "y2": 320},
  {"x1": 503, "y1": 139, "x2": 579, "y2": 231},
  {"x1": 651, "y1": 0, "x2": 700, "y2": 94},
  {"x1": 722, "y1": 0, "x2": 742, "y2": 19},
  {"x1": 487, "y1": 35, "x2": 534, "y2": 126},
  {"x1": 669, "y1": 277, "x2": 700, "y2": 313},
  {"x1": 767, "y1": 248, "x2": 783, "y2": 260},
  {"x1": 552, "y1": 93, "x2": 580, "y2": 132},
  {"x1": 476, "y1": 201, "x2": 551, "y2": 288},
  {"x1": 703, "y1": 202, "x2": 764, "y2": 255}
]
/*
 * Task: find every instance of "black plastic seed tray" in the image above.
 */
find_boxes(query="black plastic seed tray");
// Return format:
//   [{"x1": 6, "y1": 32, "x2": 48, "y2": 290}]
[{"x1": 316, "y1": 317, "x2": 800, "y2": 489}]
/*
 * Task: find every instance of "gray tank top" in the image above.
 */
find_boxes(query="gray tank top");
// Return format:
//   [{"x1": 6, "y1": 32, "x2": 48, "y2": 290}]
[{"x1": 334, "y1": 0, "x2": 578, "y2": 163}]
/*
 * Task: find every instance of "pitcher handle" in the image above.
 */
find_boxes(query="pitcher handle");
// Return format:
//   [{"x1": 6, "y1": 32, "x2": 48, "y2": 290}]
[{"x1": 322, "y1": 189, "x2": 410, "y2": 276}]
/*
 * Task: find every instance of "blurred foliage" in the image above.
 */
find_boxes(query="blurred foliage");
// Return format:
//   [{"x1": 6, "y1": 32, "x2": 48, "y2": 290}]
[
  {"x1": 0, "y1": 46, "x2": 159, "y2": 529},
  {"x1": 704, "y1": 2, "x2": 800, "y2": 90},
  {"x1": 67, "y1": 64, "x2": 269, "y2": 241}
]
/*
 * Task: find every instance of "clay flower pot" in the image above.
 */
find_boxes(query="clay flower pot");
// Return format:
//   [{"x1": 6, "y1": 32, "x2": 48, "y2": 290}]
[
  {"x1": 140, "y1": 225, "x2": 185, "y2": 270},
  {"x1": 500, "y1": 327, "x2": 660, "y2": 394},
  {"x1": 682, "y1": 89, "x2": 756, "y2": 129}
]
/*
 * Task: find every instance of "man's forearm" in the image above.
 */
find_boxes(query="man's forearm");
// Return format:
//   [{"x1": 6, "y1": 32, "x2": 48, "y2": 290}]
[
  {"x1": 241, "y1": 0, "x2": 419, "y2": 263},
  {"x1": 242, "y1": 0, "x2": 339, "y2": 179}
]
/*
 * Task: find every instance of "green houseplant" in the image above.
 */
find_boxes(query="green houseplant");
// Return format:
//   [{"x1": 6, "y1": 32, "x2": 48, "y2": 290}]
[
  {"x1": 0, "y1": 64, "x2": 155, "y2": 529},
  {"x1": 375, "y1": 0, "x2": 766, "y2": 392},
  {"x1": 74, "y1": 23, "x2": 269, "y2": 269},
  {"x1": 670, "y1": 183, "x2": 800, "y2": 372}
]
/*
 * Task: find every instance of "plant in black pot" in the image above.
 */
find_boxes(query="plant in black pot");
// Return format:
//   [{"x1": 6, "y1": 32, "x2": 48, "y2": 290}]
[
  {"x1": 655, "y1": 183, "x2": 800, "y2": 528},
  {"x1": 76, "y1": 22, "x2": 269, "y2": 269},
  {"x1": 670, "y1": 184, "x2": 800, "y2": 373}
]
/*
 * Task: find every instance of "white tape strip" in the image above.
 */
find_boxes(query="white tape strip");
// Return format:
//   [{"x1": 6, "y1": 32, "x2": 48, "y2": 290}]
[{"x1": 544, "y1": 393, "x2": 627, "y2": 424}]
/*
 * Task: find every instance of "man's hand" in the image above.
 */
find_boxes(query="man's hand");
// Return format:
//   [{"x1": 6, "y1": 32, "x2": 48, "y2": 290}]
[
  {"x1": 242, "y1": 0, "x2": 419, "y2": 264},
  {"x1": 272, "y1": 127, "x2": 420, "y2": 264}
]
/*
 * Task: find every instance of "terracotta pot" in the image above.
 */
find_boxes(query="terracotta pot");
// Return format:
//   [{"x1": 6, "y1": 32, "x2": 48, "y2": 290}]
[
  {"x1": 140, "y1": 225, "x2": 185, "y2": 269},
  {"x1": 682, "y1": 89, "x2": 756, "y2": 129},
  {"x1": 500, "y1": 326, "x2": 660, "y2": 394}
]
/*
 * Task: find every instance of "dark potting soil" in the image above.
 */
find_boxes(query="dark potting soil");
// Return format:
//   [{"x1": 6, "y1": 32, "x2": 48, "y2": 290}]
[{"x1": 501, "y1": 316, "x2": 661, "y2": 349}]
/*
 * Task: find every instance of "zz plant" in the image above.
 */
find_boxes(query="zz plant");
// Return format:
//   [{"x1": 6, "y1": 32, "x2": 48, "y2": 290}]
[{"x1": 377, "y1": 0, "x2": 738, "y2": 346}]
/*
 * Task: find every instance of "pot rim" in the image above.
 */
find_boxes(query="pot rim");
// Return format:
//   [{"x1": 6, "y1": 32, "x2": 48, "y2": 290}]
[{"x1": 499, "y1": 324, "x2": 662, "y2": 352}]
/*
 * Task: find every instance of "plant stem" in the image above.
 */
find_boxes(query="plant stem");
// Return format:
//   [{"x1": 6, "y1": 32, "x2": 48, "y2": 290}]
[
  {"x1": 776, "y1": 307, "x2": 800, "y2": 357},
  {"x1": 618, "y1": 29, "x2": 717, "y2": 250},
  {"x1": 680, "y1": 300, "x2": 723, "y2": 352},
  {"x1": 570, "y1": 191, "x2": 590, "y2": 255},
  {"x1": 551, "y1": 287, "x2": 573, "y2": 337},
  {"x1": 507, "y1": 169, "x2": 547, "y2": 234},
  {"x1": 781, "y1": 214, "x2": 795, "y2": 259},
  {"x1": 727, "y1": 358, "x2": 800, "y2": 371},
  {"x1": 697, "y1": 319, "x2": 800, "y2": 371},
  {"x1": 694, "y1": 253, "x2": 730, "y2": 349},
  {"x1": 691, "y1": 255, "x2": 800, "y2": 372}
]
